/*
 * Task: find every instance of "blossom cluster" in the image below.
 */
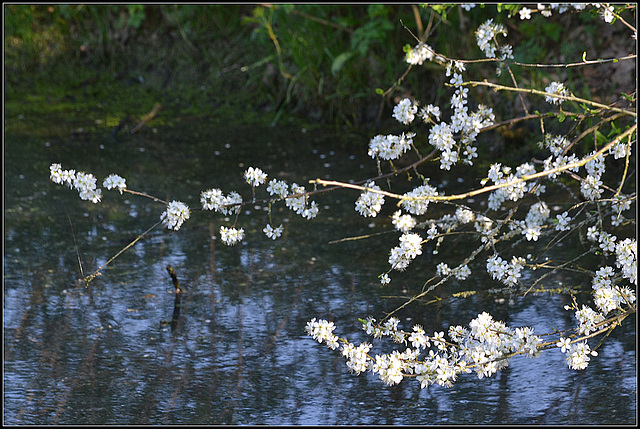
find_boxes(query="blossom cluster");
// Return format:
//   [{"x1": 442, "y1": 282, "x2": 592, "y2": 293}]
[
  {"x1": 391, "y1": 210, "x2": 416, "y2": 233},
  {"x1": 52, "y1": 161, "x2": 321, "y2": 241},
  {"x1": 355, "y1": 182, "x2": 385, "y2": 218},
  {"x1": 609, "y1": 140, "x2": 632, "y2": 160},
  {"x1": 392, "y1": 98, "x2": 418, "y2": 125},
  {"x1": 51, "y1": 163, "x2": 195, "y2": 232},
  {"x1": 219, "y1": 225, "x2": 245, "y2": 246},
  {"x1": 591, "y1": 265, "x2": 636, "y2": 314},
  {"x1": 305, "y1": 318, "x2": 339, "y2": 350},
  {"x1": 50, "y1": 163, "x2": 103, "y2": 203},
  {"x1": 103, "y1": 174, "x2": 127, "y2": 194},
  {"x1": 436, "y1": 262, "x2": 471, "y2": 281},
  {"x1": 368, "y1": 132, "x2": 415, "y2": 161},
  {"x1": 244, "y1": 166, "x2": 267, "y2": 187},
  {"x1": 263, "y1": 223, "x2": 284, "y2": 240},
  {"x1": 388, "y1": 232, "x2": 423, "y2": 271},
  {"x1": 380, "y1": 204, "x2": 484, "y2": 285},
  {"x1": 512, "y1": 201, "x2": 550, "y2": 242},
  {"x1": 285, "y1": 183, "x2": 319, "y2": 219},
  {"x1": 556, "y1": 337, "x2": 598, "y2": 370},
  {"x1": 610, "y1": 194, "x2": 633, "y2": 226},
  {"x1": 307, "y1": 312, "x2": 543, "y2": 388},
  {"x1": 200, "y1": 168, "x2": 319, "y2": 244},
  {"x1": 486, "y1": 255, "x2": 526, "y2": 287},
  {"x1": 553, "y1": 241, "x2": 636, "y2": 371},
  {"x1": 404, "y1": 42, "x2": 440, "y2": 66},
  {"x1": 544, "y1": 81, "x2": 569, "y2": 105},
  {"x1": 50, "y1": 164, "x2": 131, "y2": 204},
  {"x1": 160, "y1": 200, "x2": 191, "y2": 231},
  {"x1": 484, "y1": 162, "x2": 545, "y2": 211},
  {"x1": 581, "y1": 150, "x2": 607, "y2": 201},
  {"x1": 543, "y1": 134, "x2": 569, "y2": 156},
  {"x1": 541, "y1": 146, "x2": 581, "y2": 181},
  {"x1": 615, "y1": 238, "x2": 637, "y2": 285},
  {"x1": 400, "y1": 182, "x2": 439, "y2": 216},
  {"x1": 389, "y1": 57, "x2": 493, "y2": 174},
  {"x1": 475, "y1": 18, "x2": 511, "y2": 60},
  {"x1": 586, "y1": 229, "x2": 637, "y2": 286},
  {"x1": 555, "y1": 211, "x2": 572, "y2": 231},
  {"x1": 201, "y1": 188, "x2": 243, "y2": 215}
]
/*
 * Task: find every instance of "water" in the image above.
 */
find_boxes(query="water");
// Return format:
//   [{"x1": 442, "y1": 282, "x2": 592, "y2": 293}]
[{"x1": 3, "y1": 117, "x2": 636, "y2": 425}]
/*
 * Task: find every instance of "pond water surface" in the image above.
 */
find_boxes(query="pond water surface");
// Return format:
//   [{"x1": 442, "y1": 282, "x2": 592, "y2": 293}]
[{"x1": 3, "y1": 113, "x2": 636, "y2": 425}]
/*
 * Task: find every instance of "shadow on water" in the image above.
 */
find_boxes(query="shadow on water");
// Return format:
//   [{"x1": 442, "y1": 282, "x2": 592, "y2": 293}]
[{"x1": 3, "y1": 117, "x2": 636, "y2": 425}]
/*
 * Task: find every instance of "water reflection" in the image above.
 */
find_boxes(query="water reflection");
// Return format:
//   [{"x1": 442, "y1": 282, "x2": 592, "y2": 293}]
[{"x1": 3, "y1": 124, "x2": 636, "y2": 425}]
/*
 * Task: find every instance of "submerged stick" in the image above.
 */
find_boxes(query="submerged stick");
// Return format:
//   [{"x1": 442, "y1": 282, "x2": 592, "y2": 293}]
[
  {"x1": 166, "y1": 264, "x2": 182, "y2": 293},
  {"x1": 131, "y1": 103, "x2": 162, "y2": 134}
]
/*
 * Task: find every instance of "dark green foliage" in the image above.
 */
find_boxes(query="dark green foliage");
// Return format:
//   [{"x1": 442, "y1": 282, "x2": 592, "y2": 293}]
[
  {"x1": 4, "y1": 4, "x2": 427, "y2": 129},
  {"x1": 4, "y1": 4, "x2": 636, "y2": 134}
]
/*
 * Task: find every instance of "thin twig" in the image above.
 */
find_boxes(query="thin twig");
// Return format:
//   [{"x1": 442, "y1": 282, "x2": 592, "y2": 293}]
[
  {"x1": 400, "y1": 19, "x2": 637, "y2": 68},
  {"x1": 83, "y1": 220, "x2": 163, "y2": 285},
  {"x1": 459, "y1": 80, "x2": 636, "y2": 117},
  {"x1": 66, "y1": 212, "x2": 85, "y2": 278},
  {"x1": 123, "y1": 189, "x2": 168, "y2": 205}
]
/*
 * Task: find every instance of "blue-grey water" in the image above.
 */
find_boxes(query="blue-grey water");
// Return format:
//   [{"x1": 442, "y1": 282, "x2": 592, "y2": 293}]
[{"x1": 3, "y1": 114, "x2": 636, "y2": 425}]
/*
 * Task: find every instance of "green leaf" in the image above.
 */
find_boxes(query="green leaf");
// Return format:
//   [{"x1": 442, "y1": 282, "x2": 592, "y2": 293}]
[
  {"x1": 375, "y1": 88, "x2": 384, "y2": 95},
  {"x1": 281, "y1": 4, "x2": 296, "y2": 14},
  {"x1": 582, "y1": 51, "x2": 587, "y2": 61},
  {"x1": 606, "y1": 122, "x2": 622, "y2": 139},
  {"x1": 558, "y1": 111, "x2": 566, "y2": 123},
  {"x1": 430, "y1": 4, "x2": 448, "y2": 19},
  {"x1": 252, "y1": 6, "x2": 265, "y2": 19},
  {"x1": 331, "y1": 51, "x2": 355, "y2": 77}
]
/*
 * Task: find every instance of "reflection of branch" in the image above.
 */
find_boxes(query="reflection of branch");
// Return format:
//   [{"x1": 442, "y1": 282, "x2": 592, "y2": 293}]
[
  {"x1": 166, "y1": 265, "x2": 184, "y2": 331},
  {"x1": 170, "y1": 285, "x2": 182, "y2": 331}
]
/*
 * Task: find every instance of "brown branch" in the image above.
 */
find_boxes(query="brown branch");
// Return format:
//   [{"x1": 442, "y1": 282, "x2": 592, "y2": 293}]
[
  {"x1": 123, "y1": 189, "x2": 168, "y2": 205},
  {"x1": 311, "y1": 124, "x2": 637, "y2": 203},
  {"x1": 460, "y1": 80, "x2": 636, "y2": 117}
]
